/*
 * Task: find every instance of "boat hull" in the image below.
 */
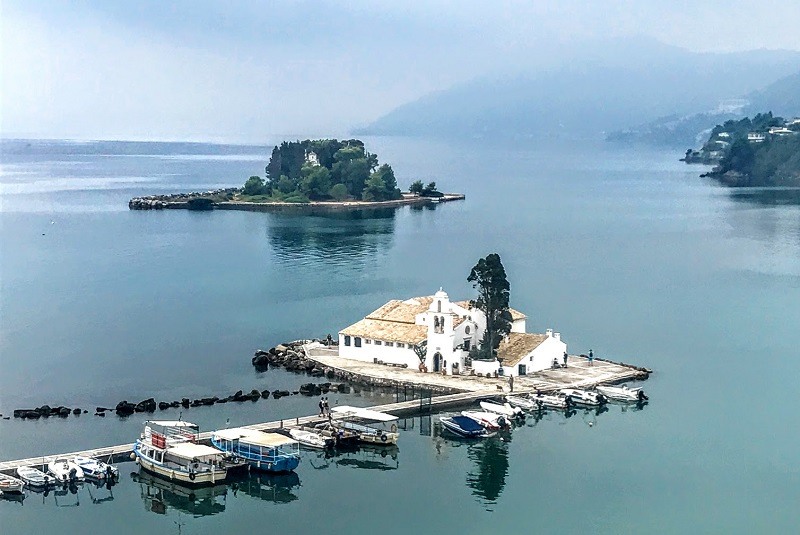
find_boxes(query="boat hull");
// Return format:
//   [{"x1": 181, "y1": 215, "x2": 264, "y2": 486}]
[{"x1": 136, "y1": 453, "x2": 229, "y2": 487}]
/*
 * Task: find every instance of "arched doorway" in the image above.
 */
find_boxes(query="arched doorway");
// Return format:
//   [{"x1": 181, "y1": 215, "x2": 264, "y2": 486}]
[{"x1": 433, "y1": 352, "x2": 443, "y2": 373}]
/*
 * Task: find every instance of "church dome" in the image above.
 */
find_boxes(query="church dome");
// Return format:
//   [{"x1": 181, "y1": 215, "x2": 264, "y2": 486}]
[{"x1": 434, "y1": 287, "x2": 448, "y2": 299}]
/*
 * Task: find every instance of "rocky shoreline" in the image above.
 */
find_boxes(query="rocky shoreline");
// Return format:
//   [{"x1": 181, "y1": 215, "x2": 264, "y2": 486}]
[{"x1": 129, "y1": 190, "x2": 465, "y2": 212}]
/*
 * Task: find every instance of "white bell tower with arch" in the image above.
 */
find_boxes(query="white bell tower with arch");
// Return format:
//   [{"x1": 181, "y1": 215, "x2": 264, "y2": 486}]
[{"x1": 425, "y1": 288, "x2": 459, "y2": 374}]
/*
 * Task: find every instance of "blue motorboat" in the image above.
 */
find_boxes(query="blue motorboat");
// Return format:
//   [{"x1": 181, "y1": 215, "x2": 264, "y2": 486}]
[
  {"x1": 439, "y1": 415, "x2": 494, "y2": 438},
  {"x1": 211, "y1": 428, "x2": 300, "y2": 473}
]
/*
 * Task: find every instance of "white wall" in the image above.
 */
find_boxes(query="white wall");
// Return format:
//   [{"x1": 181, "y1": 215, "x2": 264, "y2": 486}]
[
  {"x1": 338, "y1": 334, "x2": 421, "y2": 369},
  {"x1": 501, "y1": 334, "x2": 567, "y2": 376}
]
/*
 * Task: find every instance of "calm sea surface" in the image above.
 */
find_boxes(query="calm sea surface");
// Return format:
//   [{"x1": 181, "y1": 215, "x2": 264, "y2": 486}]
[{"x1": 1, "y1": 137, "x2": 799, "y2": 533}]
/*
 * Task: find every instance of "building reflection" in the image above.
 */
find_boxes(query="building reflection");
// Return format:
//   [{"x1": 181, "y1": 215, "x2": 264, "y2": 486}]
[
  {"x1": 305, "y1": 444, "x2": 400, "y2": 471},
  {"x1": 131, "y1": 470, "x2": 228, "y2": 517},
  {"x1": 727, "y1": 188, "x2": 800, "y2": 207}
]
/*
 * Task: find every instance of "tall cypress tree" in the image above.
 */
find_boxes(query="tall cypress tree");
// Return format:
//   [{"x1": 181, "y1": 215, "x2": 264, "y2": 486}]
[{"x1": 467, "y1": 253, "x2": 513, "y2": 361}]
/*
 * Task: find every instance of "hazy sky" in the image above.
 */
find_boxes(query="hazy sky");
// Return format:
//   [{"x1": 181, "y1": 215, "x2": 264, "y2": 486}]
[{"x1": 3, "y1": 0, "x2": 800, "y2": 142}]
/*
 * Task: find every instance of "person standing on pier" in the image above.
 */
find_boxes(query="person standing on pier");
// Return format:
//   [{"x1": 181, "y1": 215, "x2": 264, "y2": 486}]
[
  {"x1": 563, "y1": 351, "x2": 568, "y2": 367},
  {"x1": 318, "y1": 397, "x2": 324, "y2": 417},
  {"x1": 589, "y1": 349, "x2": 594, "y2": 366}
]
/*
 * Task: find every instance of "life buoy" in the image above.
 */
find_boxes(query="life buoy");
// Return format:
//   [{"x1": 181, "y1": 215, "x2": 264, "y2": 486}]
[
  {"x1": 189, "y1": 471, "x2": 196, "y2": 481},
  {"x1": 380, "y1": 434, "x2": 388, "y2": 443},
  {"x1": 390, "y1": 424, "x2": 397, "y2": 433}
]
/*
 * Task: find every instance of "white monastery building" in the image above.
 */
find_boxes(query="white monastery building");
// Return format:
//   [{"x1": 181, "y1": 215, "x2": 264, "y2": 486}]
[{"x1": 338, "y1": 289, "x2": 566, "y2": 377}]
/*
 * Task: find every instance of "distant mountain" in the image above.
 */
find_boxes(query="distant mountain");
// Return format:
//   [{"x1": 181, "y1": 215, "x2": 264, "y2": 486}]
[
  {"x1": 608, "y1": 71, "x2": 800, "y2": 146},
  {"x1": 355, "y1": 38, "x2": 800, "y2": 139}
]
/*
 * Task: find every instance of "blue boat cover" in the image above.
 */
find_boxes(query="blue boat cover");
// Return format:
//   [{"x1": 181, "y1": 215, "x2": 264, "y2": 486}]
[{"x1": 451, "y1": 415, "x2": 483, "y2": 432}]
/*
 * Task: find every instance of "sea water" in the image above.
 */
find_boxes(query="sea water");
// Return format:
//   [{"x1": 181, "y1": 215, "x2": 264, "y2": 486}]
[{"x1": 1, "y1": 137, "x2": 799, "y2": 533}]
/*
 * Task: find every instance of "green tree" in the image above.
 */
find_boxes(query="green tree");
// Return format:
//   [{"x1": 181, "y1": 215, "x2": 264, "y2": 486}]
[
  {"x1": 362, "y1": 174, "x2": 387, "y2": 201},
  {"x1": 467, "y1": 253, "x2": 513, "y2": 361},
  {"x1": 276, "y1": 175, "x2": 296, "y2": 194},
  {"x1": 334, "y1": 157, "x2": 370, "y2": 197},
  {"x1": 329, "y1": 183, "x2": 349, "y2": 201},
  {"x1": 363, "y1": 164, "x2": 401, "y2": 201},
  {"x1": 409, "y1": 180, "x2": 424, "y2": 195},
  {"x1": 243, "y1": 176, "x2": 266, "y2": 196},
  {"x1": 300, "y1": 165, "x2": 332, "y2": 199}
]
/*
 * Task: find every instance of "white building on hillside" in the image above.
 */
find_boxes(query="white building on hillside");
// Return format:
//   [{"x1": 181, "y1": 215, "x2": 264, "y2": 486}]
[{"x1": 338, "y1": 289, "x2": 566, "y2": 377}]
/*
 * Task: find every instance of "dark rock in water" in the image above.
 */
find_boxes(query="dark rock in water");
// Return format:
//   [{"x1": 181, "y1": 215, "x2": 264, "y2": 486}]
[
  {"x1": 337, "y1": 383, "x2": 351, "y2": 394},
  {"x1": 320, "y1": 383, "x2": 331, "y2": 393},
  {"x1": 252, "y1": 355, "x2": 269, "y2": 369},
  {"x1": 158, "y1": 402, "x2": 170, "y2": 410},
  {"x1": 83, "y1": 410, "x2": 88, "y2": 414},
  {"x1": 299, "y1": 383, "x2": 316, "y2": 395},
  {"x1": 57, "y1": 407, "x2": 71, "y2": 417},
  {"x1": 248, "y1": 389, "x2": 261, "y2": 401},
  {"x1": 272, "y1": 389, "x2": 292, "y2": 399},
  {"x1": 135, "y1": 398, "x2": 157, "y2": 413},
  {"x1": 73, "y1": 408, "x2": 82, "y2": 415},
  {"x1": 310, "y1": 368, "x2": 324, "y2": 377},
  {"x1": 95, "y1": 412, "x2": 106, "y2": 417},
  {"x1": 191, "y1": 399, "x2": 202, "y2": 407},
  {"x1": 37, "y1": 405, "x2": 53, "y2": 417},
  {"x1": 14, "y1": 409, "x2": 33, "y2": 418},
  {"x1": 231, "y1": 390, "x2": 245, "y2": 402},
  {"x1": 201, "y1": 397, "x2": 218, "y2": 406},
  {"x1": 326, "y1": 369, "x2": 336, "y2": 379},
  {"x1": 216, "y1": 397, "x2": 228, "y2": 403},
  {"x1": 115, "y1": 401, "x2": 136, "y2": 416},
  {"x1": 261, "y1": 390, "x2": 271, "y2": 399},
  {"x1": 96, "y1": 407, "x2": 110, "y2": 413},
  {"x1": 181, "y1": 398, "x2": 190, "y2": 408},
  {"x1": 170, "y1": 401, "x2": 181, "y2": 408}
]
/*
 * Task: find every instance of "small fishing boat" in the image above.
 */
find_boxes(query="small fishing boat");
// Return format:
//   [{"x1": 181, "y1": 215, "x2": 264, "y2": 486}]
[
  {"x1": 0, "y1": 473, "x2": 25, "y2": 494},
  {"x1": 560, "y1": 388, "x2": 607, "y2": 406},
  {"x1": 48, "y1": 458, "x2": 85, "y2": 483},
  {"x1": 440, "y1": 416, "x2": 494, "y2": 438},
  {"x1": 461, "y1": 411, "x2": 509, "y2": 430},
  {"x1": 330, "y1": 406, "x2": 400, "y2": 446},
  {"x1": 311, "y1": 422, "x2": 361, "y2": 449},
  {"x1": 505, "y1": 395, "x2": 539, "y2": 411},
  {"x1": 288, "y1": 428, "x2": 334, "y2": 450},
  {"x1": 479, "y1": 401, "x2": 524, "y2": 418},
  {"x1": 16, "y1": 466, "x2": 54, "y2": 488},
  {"x1": 595, "y1": 384, "x2": 648, "y2": 402},
  {"x1": 71, "y1": 456, "x2": 119, "y2": 481},
  {"x1": 531, "y1": 392, "x2": 571, "y2": 410},
  {"x1": 211, "y1": 428, "x2": 300, "y2": 473},
  {"x1": 134, "y1": 421, "x2": 237, "y2": 486}
]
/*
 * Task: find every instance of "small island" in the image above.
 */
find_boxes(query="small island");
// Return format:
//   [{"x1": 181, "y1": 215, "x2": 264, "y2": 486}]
[
  {"x1": 683, "y1": 113, "x2": 800, "y2": 186},
  {"x1": 129, "y1": 138, "x2": 464, "y2": 211}
]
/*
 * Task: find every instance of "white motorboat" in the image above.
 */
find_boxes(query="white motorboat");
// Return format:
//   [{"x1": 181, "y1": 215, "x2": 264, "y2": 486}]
[
  {"x1": 530, "y1": 392, "x2": 571, "y2": 410},
  {"x1": 461, "y1": 411, "x2": 509, "y2": 430},
  {"x1": 48, "y1": 458, "x2": 85, "y2": 483},
  {"x1": 505, "y1": 395, "x2": 539, "y2": 411},
  {"x1": 288, "y1": 428, "x2": 334, "y2": 449},
  {"x1": 134, "y1": 420, "x2": 237, "y2": 486},
  {"x1": 560, "y1": 388, "x2": 607, "y2": 406},
  {"x1": 330, "y1": 406, "x2": 400, "y2": 445},
  {"x1": 595, "y1": 384, "x2": 648, "y2": 402},
  {"x1": 0, "y1": 473, "x2": 25, "y2": 494},
  {"x1": 16, "y1": 466, "x2": 54, "y2": 488},
  {"x1": 440, "y1": 416, "x2": 494, "y2": 438},
  {"x1": 479, "y1": 401, "x2": 524, "y2": 418},
  {"x1": 71, "y1": 455, "x2": 119, "y2": 481}
]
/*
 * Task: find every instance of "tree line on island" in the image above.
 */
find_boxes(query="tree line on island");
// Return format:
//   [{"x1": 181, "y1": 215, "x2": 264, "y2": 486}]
[{"x1": 242, "y1": 139, "x2": 441, "y2": 203}]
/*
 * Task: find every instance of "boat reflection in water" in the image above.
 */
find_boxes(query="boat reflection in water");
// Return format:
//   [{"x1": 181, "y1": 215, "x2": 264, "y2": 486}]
[
  {"x1": 131, "y1": 469, "x2": 228, "y2": 517},
  {"x1": 229, "y1": 471, "x2": 301, "y2": 505},
  {"x1": 307, "y1": 444, "x2": 399, "y2": 471}
]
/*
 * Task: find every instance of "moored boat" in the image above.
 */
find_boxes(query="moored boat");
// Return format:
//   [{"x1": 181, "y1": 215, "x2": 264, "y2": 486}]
[
  {"x1": 288, "y1": 428, "x2": 334, "y2": 449},
  {"x1": 330, "y1": 406, "x2": 400, "y2": 445},
  {"x1": 440, "y1": 416, "x2": 494, "y2": 438},
  {"x1": 531, "y1": 392, "x2": 572, "y2": 410},
  {"x1": 505, "y1": 395, "x2": 539, "y2": 411},
  {"x1": 71, "y1": 455, "x2": 119, "y2": 481},
  {"x1": 48, "y1": 458, "x2": 85, "y2": 484},
  {"x1": 461, "y1": 410, "x2": 509, "y2": 430},
  {"x1": 134, "y1": 420, "x2": 236, "y2": 486},
  {"x1": 479, "y1": 401, "x2": 524, "y2": 418},
  {"x1": 560, "y1": 388, "x2": 607, "y2": 406},
  {"x1": 16, "y1": 466, "x2": 54, "y2": 488},
  {"x1": 595, "y1": 384, "x2": 648, "y2": 402},
  {"x1": 0, "y1": 473, "x2": 25, "y2": 494},
  {"x1": 211, "y1": 428, "x2": 300, "y2": 473}
]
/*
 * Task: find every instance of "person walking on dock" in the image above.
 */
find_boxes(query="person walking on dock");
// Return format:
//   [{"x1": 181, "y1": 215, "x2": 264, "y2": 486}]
[
  {"x1": 318, "y1": 397, "x2": 324, "y2": 417},
  {"x1": 588, "y1": 349, "x2": 594, "y2": 366},
  {"x1": 563, "y1": 351, "x2": 568, "y2": 367}
]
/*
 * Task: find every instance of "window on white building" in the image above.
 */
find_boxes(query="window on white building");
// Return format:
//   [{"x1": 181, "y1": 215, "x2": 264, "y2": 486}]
[
  {"x1": 365, "y1": 339, "x2": 372, "y2": 344},
  {"x1": 344, "y1": 335, "x2": 351, "y2": 346},
  {"x1": 397, "y1": 343, "x2": 404, "y2": 348},
  {"x1": 354, "y1": 337, "x2": 361, "y2": 347},
  {"x1": 386, "y1": 341, "x2": 394, "y2": 347},
  {"x1": 375, "y1": 340, "x2": 382, "y2": 346}
]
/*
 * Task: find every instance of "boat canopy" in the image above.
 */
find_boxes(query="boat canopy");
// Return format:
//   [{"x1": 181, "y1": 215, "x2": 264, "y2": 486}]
[
  {"x1": 212, "y1": 427, "x2": 262, "y2": 441},
  {"x1": 168, "y1": 442, "x2": 225, "y2": 461},
  {"x1": 451, "y1": 416, "x2": 484, "y2": 432},
  {"x1": 331, "y1": 406, "x2": 398, "y2": 422},
  {"x1": 148, "y1": 420, "x2": 199, "y2": 428}
]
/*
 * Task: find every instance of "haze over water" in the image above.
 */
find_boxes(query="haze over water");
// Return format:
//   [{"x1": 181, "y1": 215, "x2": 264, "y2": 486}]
[{"x1": 1, "y1": 137, "x2": 799, "y2": 533}]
